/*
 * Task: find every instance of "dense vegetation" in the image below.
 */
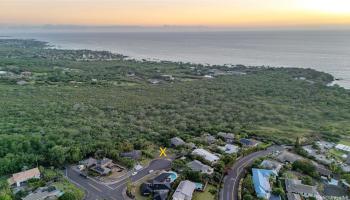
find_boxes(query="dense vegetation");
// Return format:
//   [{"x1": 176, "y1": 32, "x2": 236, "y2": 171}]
[{"x1": 0, "y1": 39, "x2": 350, "y2": 177}]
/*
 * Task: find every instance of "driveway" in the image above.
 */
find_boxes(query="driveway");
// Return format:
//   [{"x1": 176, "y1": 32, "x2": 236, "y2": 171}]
[{"x1": 66, "y1": 158, "x2": 172, "y2": 200}]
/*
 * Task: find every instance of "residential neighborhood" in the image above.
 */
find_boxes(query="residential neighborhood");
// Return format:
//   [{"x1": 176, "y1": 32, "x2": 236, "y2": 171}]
[{"x1": 3, "y1": 133, "x2": 350, "y2": 200}]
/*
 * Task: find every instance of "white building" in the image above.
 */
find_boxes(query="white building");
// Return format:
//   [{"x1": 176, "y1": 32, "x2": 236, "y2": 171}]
[
  {"x1": 335, "y1": 144, "x2": 350, "y2": 153},
  {"x1": 218, "y1": 144, "x2": 239, "y2": 154},
  {"x1": 172, "y1": 180, "x2": 196, "y2": 200},
  {"x1": 192, "y1": 149, "x2": 220, "y2": 163}
]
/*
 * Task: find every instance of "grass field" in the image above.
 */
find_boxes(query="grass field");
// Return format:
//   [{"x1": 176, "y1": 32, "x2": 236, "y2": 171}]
[
  {"x1": 193, "y1": 184, "x2": 216, "y2": 200},
  {"x1": 53, "y1": 179, "x2": 84, "y2": 199},
  {"x1": 339, "y1": 140, "x2": 350, "y2": 146}
]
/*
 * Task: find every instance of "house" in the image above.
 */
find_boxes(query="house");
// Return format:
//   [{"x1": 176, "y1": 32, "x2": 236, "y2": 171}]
[
  {"x1": 252, "y1": 168, "x2": 276, "y2": 199},
  {"x1": 316, "y1": 141, "x2": 335, "y2": 150},
  {"x1": 217, "y1": 132, "x2": 235, "y2": 143},
  {"x1": 140, "y1": 181, "x2": 171, "y2": 200},
  {"x1": 141, "y1": 173, "x2": 176, "y2": 200},
  {"x1": 187, "y1": 160, "x2": 214, "y2": 175},
  {"x1": 172, "y1": 180, "x2": 196, "y2": 200},
  {"x1": 285, "y1": 179, "x2": 322, "y2": 199},
  {"x1": 335, "y1": 144, "x2": 350, "y2": 153},
  {"x1": 89, "y1": 158, "x2": 114, "y2": 175},
  {"x1": 22, "y1": 186, "x2": 63, "y2": 200},
  {"x1": 315, "y1": 163, "x2": 332, "y2": 177},
  {"x1": 260, "y1": 160, "x2": 283, "y2": 173},
  {"x1": 302, "y1": 145, "x2": 334, "y2": 164},
  {"x1": 171, "y1": 137, "x2": 186, "y2": 147},
  {"x1": 80, "y1": 157, "x2": 97, "y2": 168},
  {"x1": 287, "y1": 193, "x2": 302, "y2": 200},
  {"x1": 20, "y1": 71, "x2": 32, "y2": 77},
  {"x1": 276, "y1": 151, "x2": 303, "y2": 163},
  {"x1": 7, "y1": 168, "x2": 41, "y2": 187},
  {"x1": 160, "y1": 75, "x2": 175, "y2": 81},
  {"x1": 185, "y1": 142, "x2": 197, "y2": 149},
  {"x1": 120, "y1": 150, "x2": 142, "y2": 160},
  {"x1": 219, "y1": 144, "x2": 239, "y2": 154},
  {"x1": 192, "y1": 149, "x2": 220, "y2": 163},
  {"x1": 240, "y1": 138, "x2": 259, "y2": 147},
  {"x1": 154, "y1": 173, "x2": 173, "y2": 183},
  {"x1": 148, "y1": 79, "x2": 161, "y2": 84},
  {"x1": 154, "y1": 190, "x2": 170, "y2": 200},
  {"x1": 203, "y1": 134, "x2": 216, "y2": 144}
]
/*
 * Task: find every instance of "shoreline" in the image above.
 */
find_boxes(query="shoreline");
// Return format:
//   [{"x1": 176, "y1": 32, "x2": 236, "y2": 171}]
[{"x1": 2, "y1": 36, "x2": 349, "y2": 89}]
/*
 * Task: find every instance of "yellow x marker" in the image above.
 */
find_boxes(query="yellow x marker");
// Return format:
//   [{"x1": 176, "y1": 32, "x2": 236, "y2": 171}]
[{"x1": 159, "y1": 147, "x2": 167, "y2": 157}]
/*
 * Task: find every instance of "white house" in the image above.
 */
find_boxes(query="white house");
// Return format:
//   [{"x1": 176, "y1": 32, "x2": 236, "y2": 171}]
[
  {"x1": 219, "y1": 144, "x2": 239, "y2": 154},
  {"x1": 172, "y1": 180, "x2": 196, "y2": 200},
  {"x1": 192, "y1": 149, "x2": 220, "y2": 163}
]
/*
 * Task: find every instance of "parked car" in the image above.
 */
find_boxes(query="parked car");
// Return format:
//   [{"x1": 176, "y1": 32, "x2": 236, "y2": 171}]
[
  {"x1": 132, "y1": 171, "x2": 138, "y2": 176},
  {"x1": 79, "y1": 172, "x2": 88, "y2": 178},
  {"x1": 148, "y1": 170, "x2": 154, "y2": 174}
]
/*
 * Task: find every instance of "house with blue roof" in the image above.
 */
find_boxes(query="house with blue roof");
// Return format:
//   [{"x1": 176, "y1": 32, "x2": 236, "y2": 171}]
[{"x1": 252, "y1": 168, "x2": 276, "y2": 199}]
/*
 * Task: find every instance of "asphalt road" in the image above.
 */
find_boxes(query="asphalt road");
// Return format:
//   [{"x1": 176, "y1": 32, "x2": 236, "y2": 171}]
[
  {"x1": 220, "y1": 146, "x2": 283, "y2": 200},
  {"x1": 66, "y1": 158, "x2": 172, "y2": 200}
]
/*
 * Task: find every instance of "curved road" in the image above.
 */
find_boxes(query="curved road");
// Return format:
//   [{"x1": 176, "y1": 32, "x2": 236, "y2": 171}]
[
  {"x1": 220, "y1": 146, "x2": 283, "y2": 200},
  {"x1": 66, "y1": 158, "x2": 172, "y2": 200}
]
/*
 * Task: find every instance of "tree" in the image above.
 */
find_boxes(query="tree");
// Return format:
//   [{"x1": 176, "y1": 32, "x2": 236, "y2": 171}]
[
  {"x1": 0, "y1": 194, "x2": 12, "y2": 200},
  {"x1": 302, "y1": 176, "x2": 313, "y2": 186},
  {"x1": 48, "y1": 146, "x2": 67, "y2": 167},
  {"x1": 58, "y1": 192, "x2": 76, "y2": 200},
  {"x1": 272, "y1": 187, "x2": 285, "y2": 196},
  {"x1": 295, "y1": 137, "x2": 300, "y2": 149}
]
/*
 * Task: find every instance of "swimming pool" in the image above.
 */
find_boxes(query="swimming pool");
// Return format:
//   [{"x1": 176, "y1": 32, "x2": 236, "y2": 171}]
[
  {"x1": 195, "y1": 182, "x2": 203, "y2": 190},
  {"x1": 168, "y1": 171, "x2": 178, "y2": 182}
]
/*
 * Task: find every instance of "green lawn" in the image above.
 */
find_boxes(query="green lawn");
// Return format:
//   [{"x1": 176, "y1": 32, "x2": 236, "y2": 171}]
[
  {"x1": 193, "y1": 184, "x2": 216, "y2": 200},
  {"x1": 53, "y1": 179, "x2": 84, "y2": 200},
  {"x1": 339, "y1": 140, "x2": 350, "y2": 146}
]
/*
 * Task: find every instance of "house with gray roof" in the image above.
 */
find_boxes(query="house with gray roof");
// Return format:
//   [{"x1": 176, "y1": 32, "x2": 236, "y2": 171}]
[
  {"x1": 217, "y1": 132, "x2": 235, "y2": 143},
  {"x1": 276, "y1": 151, "x2": 303, "y2": 163},
  {"x1": 285, "y1": 179, "x2": 322, "y2": 199},
  {"x1": 22, "y1": 186, "x2": 63, "y2": 200},
  {"x1": 171, "y1": 137, "x2": 186, "y2": 147},
  {"x1": 260, "y1": 159, "x2": 283, "y2": 173},
  {"x1": 287, "y1": 193, "x2": 302, "y2": 200},
  {"x1": 187, "y1": 160, "x2": 213, "y2": 175},
  {"x1": 219, "y1": 144, "x2": 239, "y2": 154},
  {"x1": 120, "y1": 150, "x2": 142, "y2": 160},
  {"x1": 203, "y1": 134, "x2": 216, "y2": 144},
  {"x1": 172, "y1": 180, "x2": 196, "y2": 200}
]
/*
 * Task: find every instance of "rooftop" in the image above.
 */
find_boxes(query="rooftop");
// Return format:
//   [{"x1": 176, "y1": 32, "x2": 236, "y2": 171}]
[
  {"x1": 7, "y1": 167, "x2": 40, "y2": 185},
  {"x1": 171, "y1": 137, "x2": 186, "y2": 146},
  {"x1": 276, "y1": 151, "x2": 303, "y2": 163},
  {"x1": 285, "y1": 179, "x2": 318, "y2": 195},
  {"x1": 218, "y1": 144, "x2": 239, "y2": 154},
  {"x1": 172, "y1": 180, "x2": 196, "y2": 200},
  {"x1": 260, "y1": 160, "x2": 283, "y2": 173},
  {"x1": 240, "y1": 138, "x2": 258, "y2": 146},
  {"x1": 192, "y1": 148, "x2": 220, "y2": 163},
  {"x1": 187, "y1": 160, "x2": 213, "y2": 174},
  {"x1": 252, "y1": 168, "x2": 276, "y2": 199},
  {"x1": 286, "y1": 193, "x2": 302, "y2": 200}
]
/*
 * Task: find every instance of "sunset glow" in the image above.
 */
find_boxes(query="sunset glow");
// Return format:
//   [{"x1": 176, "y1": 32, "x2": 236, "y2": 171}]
[{"x1": 1, "y1": 0, "x2": 350, "y2": 26}]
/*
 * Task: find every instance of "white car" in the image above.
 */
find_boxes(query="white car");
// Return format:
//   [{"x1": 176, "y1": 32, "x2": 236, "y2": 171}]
[
  {"x1": 132, "y1": 171, "x2": 138, "y2": 176},
  {"x1": 148, "y1": 170, "x2": 154, "y2": 174}
]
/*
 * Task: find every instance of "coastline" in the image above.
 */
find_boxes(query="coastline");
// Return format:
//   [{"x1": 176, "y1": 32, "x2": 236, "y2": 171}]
[{"x1": 2, "y1": 35, "x2": 349, "y2": 89}]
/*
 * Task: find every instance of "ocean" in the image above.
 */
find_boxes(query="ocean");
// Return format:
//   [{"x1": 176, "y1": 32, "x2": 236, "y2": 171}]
[{"x1": 3, "y1": 29, "x2": 350, "y2": 89}]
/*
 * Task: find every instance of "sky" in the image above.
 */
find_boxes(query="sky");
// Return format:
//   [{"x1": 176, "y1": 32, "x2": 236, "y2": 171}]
[{"x1": 1, "y1": 0, "x2": 350, "y2": 27}]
